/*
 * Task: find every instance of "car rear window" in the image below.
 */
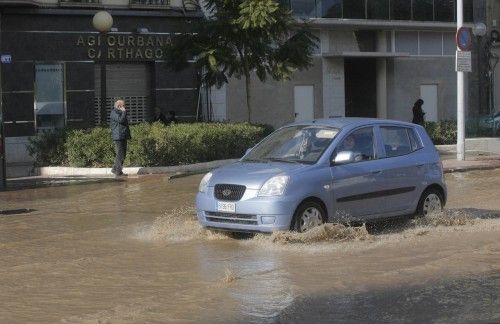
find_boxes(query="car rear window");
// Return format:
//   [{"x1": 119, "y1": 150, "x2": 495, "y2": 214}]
[{"x1": 381, "y1": 126, "x2": 414, "y2": 157}]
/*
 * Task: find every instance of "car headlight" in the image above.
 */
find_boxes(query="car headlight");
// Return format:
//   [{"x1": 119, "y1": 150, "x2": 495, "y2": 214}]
[
  {"x1": 198, "y1": 172, "x2": 213, "y2": 193},
  {"x1": 258, "y1": 175, "x2": 289, "y2": 196}
]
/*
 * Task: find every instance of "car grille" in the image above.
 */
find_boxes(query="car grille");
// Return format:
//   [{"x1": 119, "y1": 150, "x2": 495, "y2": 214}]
[
  {"x1": 214, "y1": 184, "x2": 246, "y2": 201},
  {"x1": 205, "y1": 211, "x2": 258, "y2": 225}
]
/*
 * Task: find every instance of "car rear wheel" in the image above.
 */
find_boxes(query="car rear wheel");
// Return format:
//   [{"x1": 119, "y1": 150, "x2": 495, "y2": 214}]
[
  {"x1": 416, "y1": 188, "x2": 443, "y2": 217},
  {"x1": 292, "y1": 201, "x2": 326, "y2": 233}
]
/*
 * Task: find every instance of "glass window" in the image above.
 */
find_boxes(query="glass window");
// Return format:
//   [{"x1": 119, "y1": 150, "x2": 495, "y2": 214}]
[
  {"x1": 320, "y1": 0, "x2": 342, "y2": 18},
  {"x1": 337, "y1": 127, "x2": 376, "y2": 162},
  {"x1": 395, "y1": 32, "x2": 418, "y2": 55},
  {"x1": 343, "y1": 0, "x2": 365, "y2": 19},
  {"x1": 443, "y1": 32, "x2": 455, "y2": 55},
  {"x1": 419, "y1": 32, "x2": 443, "y2": 55},
  {"x1": 413, "y1": 0, "x2": 434, "y2": 21},
  {"x1": 407, "y1": 128, "x2": 424, "y2": 151},
  {"x1": 35, "y1": 64, "x2": 65, "y2": 131},
  {"x1": 381, "y1": 126, "x2": 412, "y2": 157},
  {"x1": 367, "y1": 0, "x2": 389, "y2": 19},
  {"x1": 463, "y1": 0, "x2": 473, "y2": 22},
  {"x1": 291, "y1": 0, "x2": 317, "y2": 18},
  {"x1": 391, "y1": 0, "x2": 411, "y2": 20},
  {"x1": 243, "y1": 125, "x2": 340, "y2": 164},
  {"x1": 435, "y1": 0, "x2": 454, "y2": 22}
]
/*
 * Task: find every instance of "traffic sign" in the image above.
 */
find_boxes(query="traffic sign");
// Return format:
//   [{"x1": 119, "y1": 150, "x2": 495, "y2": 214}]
[{"x1": 456, "y1": 27, "x2": 472, "y2": 51}]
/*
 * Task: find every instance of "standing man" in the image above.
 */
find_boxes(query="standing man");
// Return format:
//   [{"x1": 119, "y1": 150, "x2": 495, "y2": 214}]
[{"x1": 110, "y1": 99, "x2": 131, "y2": 176}]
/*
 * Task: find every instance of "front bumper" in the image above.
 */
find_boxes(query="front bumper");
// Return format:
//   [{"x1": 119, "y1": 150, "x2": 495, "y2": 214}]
[{"x1": 196, "y1": 188, "x2": 298, "y2": 233}]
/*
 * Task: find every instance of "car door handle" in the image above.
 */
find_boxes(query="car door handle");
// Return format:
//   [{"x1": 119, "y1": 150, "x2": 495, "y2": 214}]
[
  {"x1": 416, "y1": 164, "x2": 424, "y2": 168},
  {"x1": 372, "y1": 170, "x2": 382, "y2": 174}
]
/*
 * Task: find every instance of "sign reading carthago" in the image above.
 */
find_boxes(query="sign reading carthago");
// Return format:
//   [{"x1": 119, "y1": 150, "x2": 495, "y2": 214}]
[{"x1": 455, "y1": 51, "x2": 472, "y2": 72}]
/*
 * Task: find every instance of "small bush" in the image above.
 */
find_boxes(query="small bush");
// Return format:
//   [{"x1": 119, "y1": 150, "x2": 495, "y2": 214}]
[
  {"x1": 65, "y1": 128, "x2": 115, "y2": 167},
  {"x1": 424, "y1": 121, "x2": 457, "y2": 145},
  {"x1": 27, "y1": 129, "x2": 68, "y2": 166},
  {"x1": 28, "y1": 122, "x2": 273, "y2": 167}
]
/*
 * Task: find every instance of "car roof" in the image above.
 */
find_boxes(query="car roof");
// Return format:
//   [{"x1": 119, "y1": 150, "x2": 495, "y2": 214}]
[{"x1": 288, "y1": 117, "x2": 417, "y2": 129}]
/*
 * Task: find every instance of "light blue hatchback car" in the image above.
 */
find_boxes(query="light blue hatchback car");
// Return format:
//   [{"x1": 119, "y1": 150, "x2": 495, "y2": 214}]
[{"x1": 196, "y1": 118, "x2": 447, "y2": 233}]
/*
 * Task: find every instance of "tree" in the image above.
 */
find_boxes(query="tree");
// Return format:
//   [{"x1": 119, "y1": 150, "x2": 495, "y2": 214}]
[{"x1": 165, "y1": 0, "x2": 318, "y2": 122}]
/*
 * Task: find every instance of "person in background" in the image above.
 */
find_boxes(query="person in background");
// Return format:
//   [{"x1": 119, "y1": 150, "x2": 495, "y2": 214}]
[
  {"x1": 412, "y1": 99, "x2": 425, "y2": 126},
  {"x1": 110, "y1": 99, "x2": 131, "y2": 176}
]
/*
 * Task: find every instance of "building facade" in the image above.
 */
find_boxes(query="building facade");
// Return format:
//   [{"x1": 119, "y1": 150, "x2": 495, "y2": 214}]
[
  {"x1": 215, "y1": 0, "x2": 499, "y2": 133},
  {"x1": 0, "y1": 0, "x2": 201, "y2": 176}
]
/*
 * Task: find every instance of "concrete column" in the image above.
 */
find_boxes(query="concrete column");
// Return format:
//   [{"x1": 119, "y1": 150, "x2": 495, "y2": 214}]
[
  {"x1": 322, "y1": 57, "x2": 345, "y2": 118},
  {"x1": 376, "y1": 31, "x2": 388, "y2": 119}
]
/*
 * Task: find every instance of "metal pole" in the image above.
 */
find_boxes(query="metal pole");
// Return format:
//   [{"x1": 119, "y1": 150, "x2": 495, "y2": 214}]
[
  {"x1": 457, "y1": 0, "x2": 465, "y2": 161},
  {"x1": 100, "y1": 33, "x2": 107, "y2": 126},
  {"x1": 0, "y1": 13, "x2": 6, "y2": 190}
]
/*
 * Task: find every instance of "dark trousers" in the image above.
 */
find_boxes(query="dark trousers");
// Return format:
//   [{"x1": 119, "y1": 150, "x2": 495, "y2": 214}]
[{"x1": 112, "y1": 140, "x2": 127, "y2": 174}]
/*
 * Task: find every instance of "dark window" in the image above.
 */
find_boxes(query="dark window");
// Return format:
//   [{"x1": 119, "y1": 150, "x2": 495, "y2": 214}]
[
  {"x1": 413, "y1": 0, "x2": 434, "y2": 21},
  {"x1": 291, "y1": 0, "x2": 317, "y2": 17},
  {"x1": 367, "y1": 0, "x2": 390, "y2": 19},
  {"x1": 391, "y1": 0, "x2": 411, "y2": 20},
  {"x1": 435, "y1": 0, "x2": 454, "y2": 22},
  {"x1": 321, "y1": 0, "x2": 342, "y2": 18},
  {"x1": 343, "y1": 0, "x2": 365, "y2": 19},
  {"x1": 463, "y1": 0, "x2": 473, "y2": 22}
]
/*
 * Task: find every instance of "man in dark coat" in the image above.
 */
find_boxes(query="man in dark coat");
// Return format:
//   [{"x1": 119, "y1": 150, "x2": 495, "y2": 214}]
[
  {"x1": 412, "y1": 99, "x2": 425, "y2": 126},
  {"x1": 110, "y1": 99, "x2": 131, "y2": 176}
]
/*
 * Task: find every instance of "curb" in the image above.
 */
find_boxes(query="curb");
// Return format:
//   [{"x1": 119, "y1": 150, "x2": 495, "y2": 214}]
[{"x1": 35, "y1": 159, "x2": 239, "y2": 177}]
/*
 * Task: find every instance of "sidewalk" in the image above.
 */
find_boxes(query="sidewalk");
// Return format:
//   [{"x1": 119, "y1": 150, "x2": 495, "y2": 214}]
[
  {"x1": 5, "y1": 153, "x2": 500, "y2": 189},
  {"x1": 441, "y1": 153, "x2": 500, "y2": 173}
]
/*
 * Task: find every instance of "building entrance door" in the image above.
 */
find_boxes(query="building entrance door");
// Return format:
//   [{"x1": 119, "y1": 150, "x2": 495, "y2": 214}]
[
  {"x1": 420, "y1": 84, "x2": 438, "y2": 122},
  {"x1": 344, "y1": 58, "x2": 377, "y2": 117},
  {"x1": 95, "y1": 63, "x2": 151, "y2": 125},
  {"x1": 294, "y1": 85, "x2": 314, "y2": 122}
]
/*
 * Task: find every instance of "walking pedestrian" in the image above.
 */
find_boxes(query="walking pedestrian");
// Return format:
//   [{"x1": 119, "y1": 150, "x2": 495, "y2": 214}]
[
  {"x1": 412, "y1": 99, "x2": 425, "y2": 126},
  {"x1": 110, "y1": 99, "x2": 131, "y2": 176}
]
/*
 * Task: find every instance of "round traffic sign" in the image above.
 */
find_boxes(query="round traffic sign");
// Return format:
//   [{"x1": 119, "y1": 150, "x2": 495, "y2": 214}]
[{"x1": 456, "y1": 27, "x2": 472, "y2": 51}]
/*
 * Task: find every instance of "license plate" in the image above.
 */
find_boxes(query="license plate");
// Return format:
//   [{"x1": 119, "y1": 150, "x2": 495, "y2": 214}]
[{"x1": 217, "y1": 201, "x2": 235, "y2": 213}]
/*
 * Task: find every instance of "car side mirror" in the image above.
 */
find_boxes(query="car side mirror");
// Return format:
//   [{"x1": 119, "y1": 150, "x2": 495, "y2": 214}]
[{"x1": 332, "y1": 151, "x2": 355, "y2": 165}]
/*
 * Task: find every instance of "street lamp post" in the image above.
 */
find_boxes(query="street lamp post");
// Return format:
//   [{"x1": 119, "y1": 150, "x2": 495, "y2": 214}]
[
  {"x1": 92, "y1": 11, "x2": 113, "y2": 126},
  {"x1": 473, "y1": 23, "x2": 487, "y2": 133}
]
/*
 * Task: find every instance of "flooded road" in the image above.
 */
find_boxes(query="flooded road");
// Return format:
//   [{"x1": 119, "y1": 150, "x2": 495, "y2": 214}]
[{"x1": 0, "y1": 171, "x2": 499, "y2": 323}]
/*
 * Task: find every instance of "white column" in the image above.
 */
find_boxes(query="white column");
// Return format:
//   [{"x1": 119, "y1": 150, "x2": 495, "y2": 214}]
[
  {"x1": 376, "y1": 31, "x2": 388, "y2": 119},
  {"x1": 457, "y1": 0, "x2": 466, "y2": 160},
  {"x1": 322, "y1": 57, "x2": 345, "y2": 118}
]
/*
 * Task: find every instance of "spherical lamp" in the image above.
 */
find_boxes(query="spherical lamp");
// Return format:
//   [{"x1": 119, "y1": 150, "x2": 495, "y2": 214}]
[
  {"x1": 92, "y1": 11, "x2": 113, "y2": 33},
  {"x1": 472, "y1": 22, "x2": 487, "y2": 37}
]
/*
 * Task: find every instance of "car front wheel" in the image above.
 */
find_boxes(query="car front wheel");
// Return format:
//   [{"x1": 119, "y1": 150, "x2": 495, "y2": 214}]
[
  {"x1": 416, "y1": 188, "x2": 444, "y2": 217},
  {"x1": 292, "y1": 201, "x2": 326, "y2": 233}
]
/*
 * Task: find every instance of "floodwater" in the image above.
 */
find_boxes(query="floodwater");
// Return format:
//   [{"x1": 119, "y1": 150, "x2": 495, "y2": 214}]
[{"x1": 0, "y1": 171, "x2": 499, "y2": 323}]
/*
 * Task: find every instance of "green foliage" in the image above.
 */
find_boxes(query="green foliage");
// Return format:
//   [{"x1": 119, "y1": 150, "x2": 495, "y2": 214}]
[
  {"x1": 424, "y1": 121, "x2": 457, "y2": 145},
  {"x1": 164, "y1": 0, "x2": 318, "y2": 121},
  {"x1": 65, "y1": 128, "x2": 115, "y2": 167},
  {"x1": 27, "y1": 122, "x2": 273, "y2": 167},
  {"x1": 27, "y1": 129, "x2": 68, "y2": 166}
]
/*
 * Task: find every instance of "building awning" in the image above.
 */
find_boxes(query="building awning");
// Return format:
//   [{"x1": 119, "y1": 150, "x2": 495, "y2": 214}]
[{"x1": 322, "y1": 51, "x2": 410, "y2": 58}]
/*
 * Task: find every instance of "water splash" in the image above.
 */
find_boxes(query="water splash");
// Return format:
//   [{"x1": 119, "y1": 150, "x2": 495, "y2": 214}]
[{"x1": 258, "y1": 223, "x2": 370, "y2": 244}]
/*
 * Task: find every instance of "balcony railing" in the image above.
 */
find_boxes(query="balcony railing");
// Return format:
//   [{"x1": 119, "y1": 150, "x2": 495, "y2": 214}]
[
  {"x1": 130, "y1": 0, "x2": 199, "y2": 11},
  {"x1": 59, "y1": 0, "x2": 101, "y2": 7}
]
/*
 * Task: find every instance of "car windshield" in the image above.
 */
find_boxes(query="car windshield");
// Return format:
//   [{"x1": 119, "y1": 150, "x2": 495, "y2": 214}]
[{"x1": 243, "y1": 125, "x2": 340, "y2": 164}]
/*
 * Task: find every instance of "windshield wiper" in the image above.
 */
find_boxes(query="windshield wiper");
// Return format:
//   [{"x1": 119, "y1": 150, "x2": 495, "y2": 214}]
[
  {"x1": 242, "y1": 158, "x2": 267, "y2": 163},
  {"x1": 267, "y1": 157, "x2": 301, "y2": 164}
]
